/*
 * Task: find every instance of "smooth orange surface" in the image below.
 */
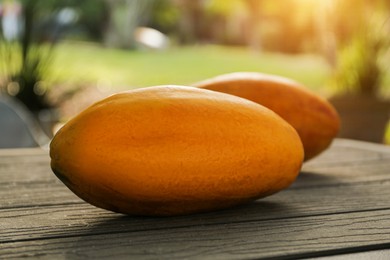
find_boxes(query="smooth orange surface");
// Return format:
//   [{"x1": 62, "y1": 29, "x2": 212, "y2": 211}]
[
  {"x1": 195, "y1": 72, "x2": 340, "y2": 161},
  {"x1": 50, "y1": 85, "x2": 304, "y2": 216}
]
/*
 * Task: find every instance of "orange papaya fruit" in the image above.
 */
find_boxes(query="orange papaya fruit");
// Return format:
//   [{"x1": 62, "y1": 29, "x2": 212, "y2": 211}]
[
  {"x1": 195, "y1": 72, "x2": 340, "y2": 161},
  {"x1": 50, "y1": 86, "x2": 303, "y2": 216}
]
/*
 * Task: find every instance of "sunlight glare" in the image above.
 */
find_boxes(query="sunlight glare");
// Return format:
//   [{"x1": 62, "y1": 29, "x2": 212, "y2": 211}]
[{"x1": 293, "y1": 0, "x2": 334, "y2": 10}]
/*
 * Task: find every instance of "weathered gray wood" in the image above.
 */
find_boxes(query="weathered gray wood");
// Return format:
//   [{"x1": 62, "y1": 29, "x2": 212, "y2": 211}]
[
  {"x1": 2, "y1": 157, "x2": 390, "y2": 209},
  {"x1": 1, "y1": 139, "x2": 390, "y2": 259},
  {"x1": 1, "y1": 139, "x2": 390, "y2": 209},
  {"x1": 316, "y1": 249, "x2": 390, "y2": 260},
  {"x1": 1, "y1": 209, "x2": 390, "y2": 259},
  {"x1": 2, "y1": 178, "x2": 390, "y2": 243}
]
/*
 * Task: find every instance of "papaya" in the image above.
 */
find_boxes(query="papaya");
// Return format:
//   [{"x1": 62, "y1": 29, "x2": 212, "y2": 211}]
[
  {"x1": 50, "y1": 85, "x2": 303, "y2": 216},
  {"x1": 194, "y1": 72, "x2": 340, "y2": 161}
]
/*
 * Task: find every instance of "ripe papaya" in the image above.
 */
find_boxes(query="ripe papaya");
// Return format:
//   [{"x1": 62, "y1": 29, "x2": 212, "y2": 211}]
[
  {"x1": 194, "y1": 72, "x2": 340, "y2": 161},
  {"x1": 50, "y1": 85, "x2": 303, "y2": 216}
]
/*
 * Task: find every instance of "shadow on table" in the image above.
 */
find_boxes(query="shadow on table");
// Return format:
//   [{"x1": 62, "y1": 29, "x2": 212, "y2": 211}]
[
  {"x1": 61, "y1": 199, "x2": 294, "y2": 259},
  {"x1": 60, "y1": 172, "x2": 345, "y2": 258},
  {"x1": 0, "y1": 96, "x2": 50, "y2": 148},
  {"x1": 291, "y1": 170, "x2": 349, "y2": 189}
]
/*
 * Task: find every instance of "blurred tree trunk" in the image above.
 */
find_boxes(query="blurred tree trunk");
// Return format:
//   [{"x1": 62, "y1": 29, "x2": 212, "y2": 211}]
[
  {"x1": 174, "y1": 0, "x2": 204, "y2": 44},
  {"x1": 321, "y1": 0, "x2": 390, "y2": 69},
  {"x1": 315, "y1": 2, "x2": 337, "y2": 68},
  {"x1": 244, "y1": 0, "x2": 263, "y2": 51},
  {"x1": 103, "y1": 0, "x2": 155, "y2": 49}
]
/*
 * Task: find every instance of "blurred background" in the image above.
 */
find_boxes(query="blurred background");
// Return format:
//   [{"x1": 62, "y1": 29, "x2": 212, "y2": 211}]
[{"x1": 0, "y1": 0, "x2": 389, "y2": 147}]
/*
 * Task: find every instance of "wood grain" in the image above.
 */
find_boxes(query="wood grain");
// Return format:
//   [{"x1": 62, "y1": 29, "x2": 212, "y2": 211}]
[
  {"x1": 1, "y1": 179, "x2": 390, "y2": 243},
  {"x1": 1, "y1": 139, "x2": 390, "y2": 259},
  {"x1": 1, "y1": 209, "x2": 390, "y2": 259}
]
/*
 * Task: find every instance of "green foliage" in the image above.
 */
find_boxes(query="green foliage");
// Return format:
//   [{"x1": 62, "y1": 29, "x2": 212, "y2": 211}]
[
  {"x1": 12, "y1": 43, "x2": 53, "y2": 111},
  {"x1": 0, "y1": 0, "x2": 56, "y2": 111},
  {"x1": 331, "y1": 34, "x2": 381, "y2": 95},
  {"x1": 206, "y1": 0, "x2": 246, "y2": 16},
  {"x1": 0, "y1": 0, "x2": 106, "y2": 112},
  {"x1": 65, "y1": 0, "x2": 108, "y2": 41},
  {"x1": 149, "y1": 0, "x2": 179, "y2": 33},
  {"x1": 330, "y1": 4, "x2": 390, "y2": 96},
  {"x1": 47, "y1": 42, "x2": 331, "y2": 93}
]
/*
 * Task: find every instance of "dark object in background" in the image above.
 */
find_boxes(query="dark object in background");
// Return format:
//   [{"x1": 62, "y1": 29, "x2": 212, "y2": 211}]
[
  {"x1": 330, "y1": 94, "x2": 390, "y2": 143},
  {"x1": 0, "y1": 96, "x2": 49, "y2": 148}
]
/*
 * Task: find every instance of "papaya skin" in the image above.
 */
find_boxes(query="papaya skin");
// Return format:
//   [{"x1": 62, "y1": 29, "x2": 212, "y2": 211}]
[
  {"x1": 194, "y1": 72, "x2": 340, "y2": 161},
  {"x1": 50, "y1": 85, "x2": 304, "y2": 216}
]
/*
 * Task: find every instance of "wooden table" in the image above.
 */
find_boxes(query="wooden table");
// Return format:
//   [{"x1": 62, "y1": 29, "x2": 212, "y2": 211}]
[{"x1": 1, "y1": 138, "x2": 390, "y2": 259}]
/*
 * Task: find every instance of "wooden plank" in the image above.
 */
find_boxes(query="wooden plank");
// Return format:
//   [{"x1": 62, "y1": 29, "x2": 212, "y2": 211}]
[
  {"x1": 3, "y1": 159, "x2": 390, "y2": 210},
  {"x1": 0, "y1": 138, "x2": 390, "y2": 243},
  {"x1": 2, "y1": 178, "x2": 390, "y2": 243},
  {"x1": 1, "y1": 208, "x2": 390, "y2": 259},
  {"x1": 297, "y1": 159, "x2": 390, "y2": 188},
  {"x1": 330, "y1": 139, "x2": 390, "y2": 154},
  {"x1": 0, "y1": 183, "x2": 82, "y2": 209},
  {"x1": 0, "y1": 151, "x2": 52, "y2": 187},
  {"x1": 316, "y1": 249, "x2": 390, "y2": 260},
  {"x1": 0, "y1": 147, "x2": 48, "y2": 157},
  {"x1": 1, "y1": 139, "x2": 390, "y2": 259},
  {"x1": 0, "y1": 142, "x2": 387, "y2": 205},
  {"x1": 305, "y1": 139, "x2": 390, "y2": 166},
  {"x1": 1, "y1": 139, "x2": 390, "y2": 209}
]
